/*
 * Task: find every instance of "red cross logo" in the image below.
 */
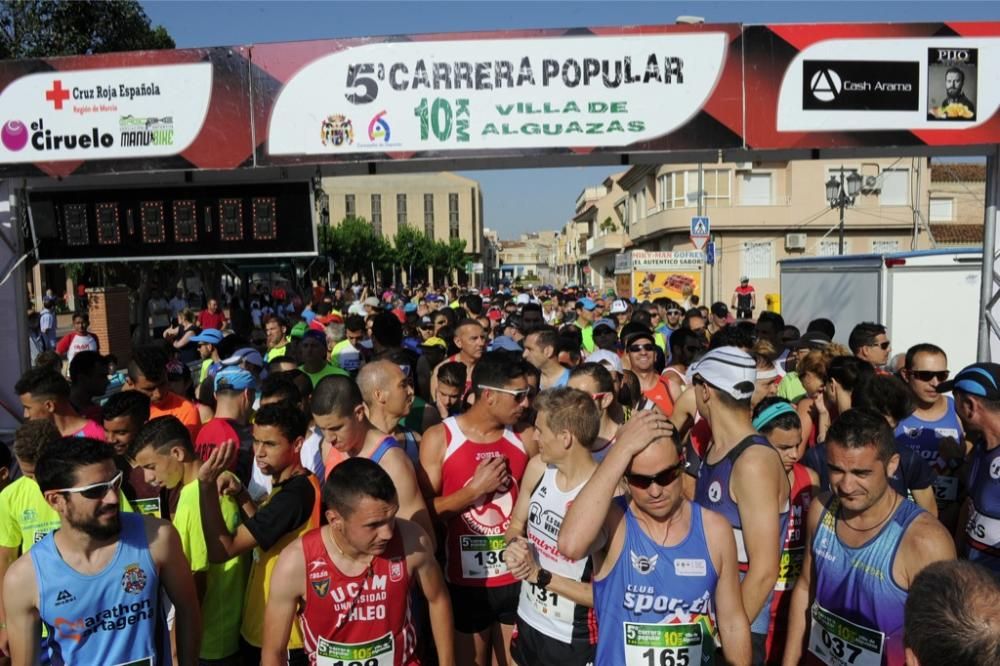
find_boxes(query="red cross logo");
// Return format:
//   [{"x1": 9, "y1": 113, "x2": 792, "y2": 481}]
[{"x1": 45, "y1": 80, "x2": 70, "y2": 110}]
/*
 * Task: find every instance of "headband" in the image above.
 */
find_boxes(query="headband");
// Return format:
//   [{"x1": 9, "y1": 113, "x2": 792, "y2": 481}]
[{"x1": 752, "y1": 402, "x2": 797, "y2": 431}]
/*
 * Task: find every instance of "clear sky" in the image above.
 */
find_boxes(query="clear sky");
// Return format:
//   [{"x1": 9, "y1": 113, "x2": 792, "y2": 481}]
[{"x1": 143, "y1": 0, "x2": 1000, "y2": 239}]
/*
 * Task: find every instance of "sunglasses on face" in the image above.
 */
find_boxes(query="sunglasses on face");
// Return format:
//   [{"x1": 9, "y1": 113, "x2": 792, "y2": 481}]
[
  {"x1": 590, "y1": 392, "x2": 610, "y2": 402},
  {"x1": 910, "y1": 370, "x2": 949, "y2": 383},
  {"x1": 625, "y1": 460, "x2": 685, "y2": 489},
  {"x1": 628, "y1": 344, "x2": 657, "y2": 353},
  {"x1": 54, "y1": 471, "x2": 124, "y2": 500},
  {"x1": 666, "y1": 309, "x2": 683, "y2": 316},
  {"x1": 868, "y1": 341, "x2": 891, "y2": 350},
  {"x1": 478, "y1": 385, "x2": 531, "y2": 403}
]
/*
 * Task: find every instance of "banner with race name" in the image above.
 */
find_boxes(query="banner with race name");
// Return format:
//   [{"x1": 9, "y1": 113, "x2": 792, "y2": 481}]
[
  {"x1": 0, "y1": 22, "x2": 997, "y2": 177},
  {"x1": 251, "y1": 24, "x2": 744, "y2": 165}
]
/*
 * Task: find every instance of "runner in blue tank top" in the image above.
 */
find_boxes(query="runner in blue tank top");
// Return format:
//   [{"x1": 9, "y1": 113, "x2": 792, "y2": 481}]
[
  {"x1": 782, "y1": 410, "x2": 956, "y2": 666},
  {"x1": 939, "y1": 362, "x2": 1000, "y2": 576},
  {"x1": 689, "y1": 347, "x2": 790, "y2": 663},
  {"x1": 3, "y1": 437, "x2": 200, "y2": 665},
  {"x1": 560, "y1": 409, "x2": 751, "y2": 665}
]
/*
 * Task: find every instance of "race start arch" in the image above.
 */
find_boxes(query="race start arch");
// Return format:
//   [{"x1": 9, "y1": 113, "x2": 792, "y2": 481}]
[{"x1": 0, "y1": 20, "x2": 997, "y2": 430}]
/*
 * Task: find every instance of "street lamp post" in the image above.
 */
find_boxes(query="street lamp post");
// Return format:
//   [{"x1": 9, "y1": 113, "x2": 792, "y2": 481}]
[
  {"x1": 825, "y1": 167, "x2": 863, "y2": 255},
  {"x1": 407, "y1": 240, "x2": 414, "y2": 287}
]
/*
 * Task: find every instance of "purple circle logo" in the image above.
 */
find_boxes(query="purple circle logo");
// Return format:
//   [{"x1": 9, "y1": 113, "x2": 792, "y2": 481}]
[{"x1": 1, "y1": 121, "x2": 28, "y2": 151}]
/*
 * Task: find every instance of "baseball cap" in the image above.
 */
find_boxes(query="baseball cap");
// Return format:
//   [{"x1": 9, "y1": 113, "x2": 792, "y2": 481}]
[
  {"x1": 214, "y1": 366, "x2": 257, "y2": 392},
  {"x1": 740, "y1": 276, "x2": 749, "y2": 283},
  {"x1": 621, "y1": 324, "x2": 655, "y2": 347},
  {"x1": 937, "y1": 362, "x2": 1000, "y2": 399},
  {"x1": 515, "y1": 293, "x2": 530, "y2": 305},
  {"x1": 490, "y1": 335, "x2": 522, "y2": 352},
  {"x1": 422, "y1": 336, "x2": 447, "y2": 349},
  {"x1": 363, "y1": 297, "x2": 380, "y2": 308},
  {"x1": 689, "y1": 346, "x2": 757, "y2": 400},
  {"x1": 588, "y1": 349, "x2": 624, "y2": 374},
  {"x1": 487, "y1": 308, "x2": 503, "y2": 322},
  {"x1": 576, "y1": 297, "x2": 597, "y2": 311},
  {"x1": 789, "y1": 331, "x2": 832, "y2": 350},
  {"x1": 710, "y1": 302, "x2": 729, "y2": 318},
  {"x1": 289, "y1": 322, "x2": 308, "y2": 339},
  {"x1": 221, "y1": 347, "x2": 264, "y2": 368},
  {"x1": 609, "y1": 299, "x2": 629, "y2": 315},
  {"x1": 420, "y1": 315, "x2": 433, "y2": 328},
  {"x1": 404, "y1": 303, "x2": 418, "y2": 313},
  {"x1": 301, "y1": 329, "x2": 327, "y2": 345},
  {"x1": 593, "y1": 318, "x2": 617, "y2": 333},
  {"x1": 190, "y1": 328, "x2": 223, "y2": 345}
]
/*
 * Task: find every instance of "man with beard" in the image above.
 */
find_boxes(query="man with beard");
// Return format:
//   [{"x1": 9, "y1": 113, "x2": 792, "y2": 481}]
[
  {"x1": 941, "y1": 67, "x2": 976, "y2": 114},
  {"x1": 3, "y1": 437, "x2": 200, "y2": 665},
  {"x1": 782, "y1": 409, "x2": 955, "y2": 665},
  {"x1": 263, "y1": 315, "x2": 290, "y2": 363},
  {"x1": 419, "y1": 353, "x2": 535, "y2": 666},
  {"x1": 262, "y1": 458, "x2": 455, "y2": 666}
]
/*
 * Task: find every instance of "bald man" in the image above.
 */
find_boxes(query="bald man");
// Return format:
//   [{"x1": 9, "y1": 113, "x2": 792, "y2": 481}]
[
  {"x1": 310, "y1": 374, "x2": 435, "y2": 545},
  {"x1": 359, "y1": 359, "x2": 422, "y2": 464}
]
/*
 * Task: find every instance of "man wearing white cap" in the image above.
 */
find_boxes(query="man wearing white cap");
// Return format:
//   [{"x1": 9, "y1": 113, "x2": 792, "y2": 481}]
[
  {"x1": 690, "y1": 346, "x2": 789, "y2": 664},
  {"x1": 609, "y1": 299, "x2": 630, "y2": 329}
]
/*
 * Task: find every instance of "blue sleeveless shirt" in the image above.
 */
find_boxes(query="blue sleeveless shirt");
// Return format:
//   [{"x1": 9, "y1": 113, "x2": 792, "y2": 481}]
[
  {"x1": 594, "y1": 497, "x2": 719, "y2": 666},
  {"x1": 694, "y1": 434, "x2": 789, "y2": 633},
  {"x1": 965, "y1": 440, "x2": 1000, "y2": 575},
  {"x1": 807, "y1": 496, "x2": 924, "y2": 666},
  {"x1": 31, "y1": 512, "x2": 169, "y2": 666}
]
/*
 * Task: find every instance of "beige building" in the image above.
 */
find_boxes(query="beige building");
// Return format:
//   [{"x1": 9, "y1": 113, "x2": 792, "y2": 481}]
[
  {"x1": 552, "y1": 158, "x2": 988, "y2": 303},
  {"x1": 575, "y1": 173, "x2": 629, "y2": 291},
  {"x1": 928, "y1": 163, "x2": 985, "y2": 246},
  {"x1": 499, "y1": 232, "x2": 557, "y2": 284},
  {"x1": 322, "y1": 172, "x2": 484, "y2": 282}
]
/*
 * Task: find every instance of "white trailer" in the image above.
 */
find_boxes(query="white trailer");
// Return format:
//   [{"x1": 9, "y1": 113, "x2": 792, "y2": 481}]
[{"x1": 779, "y1": 249, "x2": 982, "y2": 372}]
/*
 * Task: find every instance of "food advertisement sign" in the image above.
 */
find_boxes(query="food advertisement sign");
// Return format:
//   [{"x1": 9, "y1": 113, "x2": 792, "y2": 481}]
[{"x1": 617, "y1": 250, "x2": 703, "y2": 301}]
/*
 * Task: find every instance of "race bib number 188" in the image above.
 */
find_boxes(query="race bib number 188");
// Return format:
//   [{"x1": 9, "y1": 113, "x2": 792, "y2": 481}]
[
  {"x1": 807, "y1": 603, "x2": 884, "y2": 666},
  {"x1": 317, "y1": 632, "x2": 394, "y2": 666},
  {"x1": 624, "y1": 622, "x2": 703, "y2": 666}
]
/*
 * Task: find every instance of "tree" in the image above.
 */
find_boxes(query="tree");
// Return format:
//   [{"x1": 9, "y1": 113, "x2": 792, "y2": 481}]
[{"x1": 0, "y1": 0, "x2": 174, "y2": 59}]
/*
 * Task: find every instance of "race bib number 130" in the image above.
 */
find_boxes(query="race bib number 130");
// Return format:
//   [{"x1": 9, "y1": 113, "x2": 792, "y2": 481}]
[
  {"x1": 624, "y1": 622, "x2": 703, "y2": 666},
  {"x1": 460, "y1": 535, "x2": 508, "y2": 579}
]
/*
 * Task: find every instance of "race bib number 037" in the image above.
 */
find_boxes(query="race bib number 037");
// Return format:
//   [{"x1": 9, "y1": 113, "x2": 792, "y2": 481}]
[
  {"x1": 624, "y1": 621, "x2": 703, "y2": 666},
  {"x1": 808, "y1": 603, "x2": 884, "y2": 666}
]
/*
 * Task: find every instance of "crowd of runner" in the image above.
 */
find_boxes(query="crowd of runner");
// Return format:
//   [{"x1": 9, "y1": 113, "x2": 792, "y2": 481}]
[{"x1": 3, "y1": 281, "x2": 999, "y2": 666}]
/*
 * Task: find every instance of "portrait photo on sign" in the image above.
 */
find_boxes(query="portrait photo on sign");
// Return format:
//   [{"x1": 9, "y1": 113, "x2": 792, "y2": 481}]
[{"x1": 926, "y1": 47, "x2": 977, "y2": 121}]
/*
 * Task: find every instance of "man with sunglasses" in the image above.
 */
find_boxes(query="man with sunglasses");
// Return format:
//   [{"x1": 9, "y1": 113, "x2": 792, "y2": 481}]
[
  {"x1": 624, "y1": 328, "x2": 674, "y2": 416},
  {"x1": 419, "y1": 352, "x2": 534, "y2": 666},
  {"x1": 848, "y1": 322, "x2": 892, "y2": 372},
  {"x1": 896, "y1": 344, "x2": 966, "y2": 531},
  {"x1": 560, "y1": 408, "x2": 752, "y2": 665},
  {"x1": 4, "y1": 436, "x2": 200, "y2": 666},
  {"x1": 690, "y1": 346, "x2": 789, "y2": 664}
]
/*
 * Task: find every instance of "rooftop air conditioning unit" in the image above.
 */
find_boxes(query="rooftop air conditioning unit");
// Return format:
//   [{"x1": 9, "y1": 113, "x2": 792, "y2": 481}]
[
  {"x1": 863, "y1": 175, "x2": 880, "y2": 193},
  {"x1": 785, "y1": 233, "x2": 807, "y2": 250},
  {"x1": 734, "y1": 161, "x2": 752, "y2": 170}
]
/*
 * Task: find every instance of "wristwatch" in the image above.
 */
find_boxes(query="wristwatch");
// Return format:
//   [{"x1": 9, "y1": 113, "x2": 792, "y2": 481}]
[{"x1": 536, "y1": 568, "x2": 552, "y2": 590}]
